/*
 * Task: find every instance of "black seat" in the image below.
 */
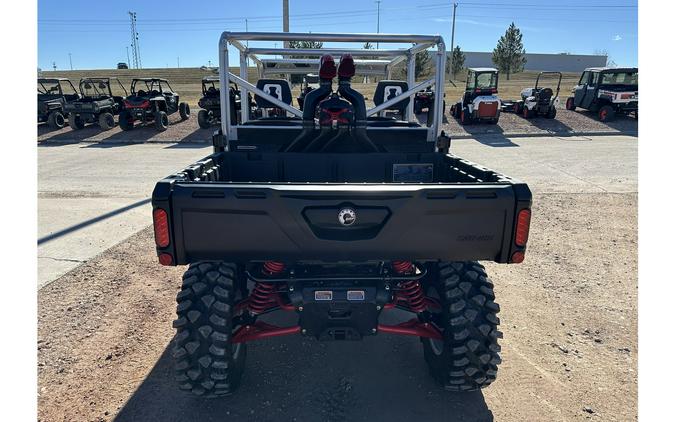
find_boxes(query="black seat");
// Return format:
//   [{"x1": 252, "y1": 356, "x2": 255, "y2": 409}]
[
  {"x1": 373, "y1": 80, "x2": 409, "y2": 113},
  {"x1": 537, "y1": 88, "x2": 553, "y2": 105},
  {"x1": 255, "y1": 79, "x2": 292, "y2": 108}
]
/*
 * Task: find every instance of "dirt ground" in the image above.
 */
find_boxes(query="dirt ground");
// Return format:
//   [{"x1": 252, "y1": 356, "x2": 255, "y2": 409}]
[{"x1": 37, "y1": 192, "x2": 637, "y2": 422}]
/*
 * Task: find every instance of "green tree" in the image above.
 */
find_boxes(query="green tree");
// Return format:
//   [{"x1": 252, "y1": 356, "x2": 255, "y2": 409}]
[
  {"x1": 492, "y1": 22, "x2": 527, "y2": 80},
  {"x1": 449, "y1": 45, "x2": 466, "y2": 79},
  {"x1": 415, "y1": 50, "x2": 431, "y2": 79}
]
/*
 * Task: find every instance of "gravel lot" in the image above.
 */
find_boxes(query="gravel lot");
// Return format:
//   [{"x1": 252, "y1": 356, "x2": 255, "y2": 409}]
[
  {"x1": 38, "y1": 108, "x2": 637, "y2": 144},
  {"x1": 37, "y1": 193, "x2": 637, "y2": 422}
]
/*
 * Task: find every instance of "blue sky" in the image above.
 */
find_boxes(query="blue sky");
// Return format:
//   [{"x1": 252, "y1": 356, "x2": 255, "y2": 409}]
[{"x1": 38, "y1": 0, "x2": 638, "y2": 70}]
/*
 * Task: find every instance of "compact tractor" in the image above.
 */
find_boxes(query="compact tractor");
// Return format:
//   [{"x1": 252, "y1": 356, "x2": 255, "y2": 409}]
[
  {"x1": 152, "y1": 32, "x2": 532, "y2": 397},
  {"x1": 64, "y1": 78, "x2": 128, "y2": 131},
  {"x1": 505, "y1": 71, "x2": 562, "y2": 119},
  {"x1": 450, "y1": 68, "x2": 500, "y2": 125},
  {"x1": 565, "y1": 67, "x2": 638, "y2": 122}
]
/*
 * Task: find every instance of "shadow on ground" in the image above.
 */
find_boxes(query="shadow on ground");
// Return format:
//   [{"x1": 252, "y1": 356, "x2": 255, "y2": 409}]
[{"x1": 115, "y1": 312, "x2": 493, "y2": 422}]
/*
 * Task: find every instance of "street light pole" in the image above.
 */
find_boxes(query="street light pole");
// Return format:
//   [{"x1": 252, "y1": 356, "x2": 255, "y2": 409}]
[
  {"x1": 375, "y1": 1, "x2": 382, "y2": 48},
  {"x1": 448, "y1": 2, "x2": 457, "y2": 79},
  {"x1": 68, "y1": 53, "x2": 73, "y2": 70}
]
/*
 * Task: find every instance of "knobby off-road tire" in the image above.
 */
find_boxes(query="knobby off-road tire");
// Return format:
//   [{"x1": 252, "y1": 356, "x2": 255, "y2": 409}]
[
  {"x1": 118, "y1": 111, "x2": 134, "y2": 131},
  {"x1": 197, "y1": 110, "x2": 211, "y2": 129},
  {"x1": 547, "y1": 106, "x2": 557, "y2": 119},
  {"x1": 173, "y1": 262, "x2": 247, "y2": 397},
  {"x1": 422, "y1": 261, "x2": 502, "y2": 391},
  {"x1": 598, "y1": 105, "x2": 615, "y2": 122},
  {"x1": 179, "y1": 102, "x2": 191, "y2": 120},
  {"x1": 48, "y1": 111, "x2": 66, "y2": 129},
  {"x1": 69, "y1": 114, "x2": 85, "y2": 130},
  {"x1": 565, "y1": 97, "x2": 576, "y2": 111},
  {"x1": 155, "y1": 111, "x2": 169, "y2": 131},
  {"x1": 98, "y1": 112, "x2": 115, "y2": 130}
]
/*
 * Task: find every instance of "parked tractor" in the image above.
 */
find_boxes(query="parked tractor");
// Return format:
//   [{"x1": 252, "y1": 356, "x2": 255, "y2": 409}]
[
  {"x1": 503, "y1": 71, "x2": 562, "y2": 119},
  {"x1": 450, "y1": 68, "x2": 500, "y2": 125},
  {"x1": 565, "y1": 67, "x2": 638, "y2": 122}
]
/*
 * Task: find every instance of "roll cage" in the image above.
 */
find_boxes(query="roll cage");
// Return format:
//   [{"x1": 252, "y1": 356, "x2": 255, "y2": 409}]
[
  {"x1": 218, "y1": 31, "x2": 447, "y2": 145},
  {"x1": 131, "y1": 78, "x2": 175, "y2": 96},
  {"x1": 38, "y1": 78, "x2": 77, "y2": 96},
  {"x1": 79, "y1": 77, "x2": 128, "y2": 98},
  {"x1": 465, "y1": 68, "x2": 499, "y2": 92}
]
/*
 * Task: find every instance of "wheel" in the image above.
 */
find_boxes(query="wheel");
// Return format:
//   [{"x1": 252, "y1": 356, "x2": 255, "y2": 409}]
[
  {"x1": 173, "y1": 262, "x2": 246, "y2": 397},
  {"x1": 454, "y1": 103, "x2": 462, "y2": 118},
  {"x1": 47, "y1": 111, "x2": 65, "y2": 129},
  {"x1": 119, "y1": 111, "x2": 135, "y2": 131},
  {"x1": 546, "y1": 106, "x2": 557, "y2": 119},
  {"x1": 513, "y1": 102, "x2": 522, "y2": 115},
  {"x1": 98, "y1": 112, "x2": 115, "y2": 130},
  {"x1": 68, "y1": 115, "x2": 85, "y2": 130},
  {"x1": 443, "y1": 100, "x2": 447, "y2": 116},
  {"x1": 155, "y1": 111, "x2": 169, "y2": 131},
  {"x1": 598, "y1": 105, "x2": 615, "y2": 122},
  {"x1": 197, "y1": 110, "x2": 211, "y2": 129},
  {"x1": 522, "y1": 106, "x2": 532, "y2": 119},
  {"x1": 179, "y1": 102, "x2": 191, "y2": 120},
  {"x1": 460, "y1": 107, "x2": 471, "y2": 125},
  {"x1": 422, "y1": 261, "x2": 502, "y2": 391},
  {"x1": 565, "y1": 97, "x2": 576, "y2": 111}
]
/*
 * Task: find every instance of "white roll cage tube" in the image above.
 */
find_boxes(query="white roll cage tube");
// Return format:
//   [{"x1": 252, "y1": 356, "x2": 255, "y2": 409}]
[{"x1": 218, "y1": 31, "x2": 446, "y2": 148}]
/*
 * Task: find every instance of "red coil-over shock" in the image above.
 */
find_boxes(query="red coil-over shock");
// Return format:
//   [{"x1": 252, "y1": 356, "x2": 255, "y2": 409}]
[
  {"x1": 248, "y1": 262, "x2": 285, "y2": 315},
  {"x1": 392, "y1": 261, "x2": 426, "y2": 313}
]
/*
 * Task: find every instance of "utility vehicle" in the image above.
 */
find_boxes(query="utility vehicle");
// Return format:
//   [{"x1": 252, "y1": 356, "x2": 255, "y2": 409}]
[
  {"x1": 450, "y1": 68, "x2": 500, "y2": 125},
  {"x1": 37, "y1": 78, "x2": 79, "y2": 129},
  {"x1": 152, "y1": 32, "x2": 532, "y2": 397},
  {"x1": 197, "y1": 76, "x2": 244, "y2": 129},
  {"x1": 297, "y1": 73, "x2": 320, "y2": 110},
  {"x1": 413, "y1": 87, "x2": 446, "y2": 116},
  {"x1": 565, "y1": 67, "x2": 638, "y2": 122},
  {"x1": 64, "y1": 78, "x2": 128, "y2": 131},
  {"x1": 120, "y1": 78, "x2": 191, "y2": 131},
  {"x1": 503, "y1": 71, "x2": 562, "y2": 119}
]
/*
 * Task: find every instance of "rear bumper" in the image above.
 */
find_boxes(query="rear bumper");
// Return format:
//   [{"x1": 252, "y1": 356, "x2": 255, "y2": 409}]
[{"x1": 153, "y1": 182, "x2": 532, "y2": 265}]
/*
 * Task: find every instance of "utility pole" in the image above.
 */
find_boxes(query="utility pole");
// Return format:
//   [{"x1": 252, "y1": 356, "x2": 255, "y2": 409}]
[
  {"x1": 177, "y1": 57, "x2": 180, "y2": 68},
  {"x1": 68, "y1": 53, "x2": 73, "y2": 70},
  {"x1": 375, "y1": 1, "x2": 382, "y2": 48},
  {"x1": 52, "y1": 61, "x2": 57, "y2": 71},
  {"x1": 126, "y1": 46, "x2": 130, "y2": 66},
  {"x1": 282, "y1": 0, "x2": 289, "y2": 48},
  {"x1": 448, "y1": 2, "x2": 457, "y2": 80}
]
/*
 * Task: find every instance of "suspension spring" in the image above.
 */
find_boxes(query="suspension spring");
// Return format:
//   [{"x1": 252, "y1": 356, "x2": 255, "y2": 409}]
[
  {"x1": 392, "y1": 261, "x2": 426, "y2": 313},
  {"x1": 248, "y1": 282, "x2": 277, "y2": 315},
  {"x1": 263, "y1": 261, "x2": 285, "y2": 275}
]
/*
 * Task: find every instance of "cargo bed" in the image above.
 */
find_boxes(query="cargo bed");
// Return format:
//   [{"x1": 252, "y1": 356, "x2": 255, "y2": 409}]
[{"x1": 152, "y1": 152, "x2": 532, "y2": 265}]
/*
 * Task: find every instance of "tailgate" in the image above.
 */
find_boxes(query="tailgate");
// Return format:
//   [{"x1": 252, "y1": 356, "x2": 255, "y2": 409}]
[{"x1": 154, "y1": 182, "x2": 531, "y2": 264}]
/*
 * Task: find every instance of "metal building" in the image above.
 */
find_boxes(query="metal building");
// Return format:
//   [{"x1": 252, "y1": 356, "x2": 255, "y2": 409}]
[{"x1": 455, "y1": 52, "x2": 607, "y2": 72}]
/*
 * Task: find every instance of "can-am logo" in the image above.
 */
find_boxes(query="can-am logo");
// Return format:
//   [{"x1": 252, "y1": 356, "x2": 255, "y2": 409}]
[{"x1": 338, "y1": 208, "x2": 356, "y2": 226}]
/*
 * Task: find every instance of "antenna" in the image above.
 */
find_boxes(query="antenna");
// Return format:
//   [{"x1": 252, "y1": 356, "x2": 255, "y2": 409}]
[{"x1": 128, "y1": 11, "x2": 142, "y2": 69}]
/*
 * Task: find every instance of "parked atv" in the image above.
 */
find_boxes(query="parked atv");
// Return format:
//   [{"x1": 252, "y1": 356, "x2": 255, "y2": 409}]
[
  {"x1": 504, "y1": 71, "x2": 562, "y2": 119},
  {"x1": 153, "y1": 33, "x2": 532, "y2": 397},
  {"x1": 565, "y1": 67, "x2": 638, "y2": 122},
  {"x1": 413, "y1": 87, "x2": 446, "y2": 116},
  {"x1": 37, "y1": 78, "x2": 79, "y2": 129},
  {"x1": 64, "y1": 78, "x2": 128, "y2": 131},
  {"x1": 197, "y1": 77, "x2": 242, "y2": 129},
  {"x1": 120, "y1": 78, "x2": 190, "y2": 131},
  {"x1": 450, "y1": 68, "x2": 501, "y2": 125}
]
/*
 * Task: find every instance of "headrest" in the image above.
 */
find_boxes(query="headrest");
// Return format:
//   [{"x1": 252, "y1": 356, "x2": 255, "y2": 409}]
[
  {"x1": 84, "y1": 83, "x2": 92, "y2": 89},
  {"x1": 373, "y1": 80, "x2": 410, "y2": 111},
  {"x1": 255, "y1": 79, "x2": 292, "y2": 108},
  {"x1": 319, "y1": 55, "x2": 337, "y2": 80},
  {"x1": 338, "y1": 54, "x2": 355, "y2": 79},
  {"x1": 99, "y1": 82, "x2": 107, "y2": 89}
]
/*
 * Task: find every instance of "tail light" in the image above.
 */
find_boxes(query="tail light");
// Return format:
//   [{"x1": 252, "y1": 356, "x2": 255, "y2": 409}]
[
  {"x1": 515, "y1": 209, "x2": 531, "y2": 247},
  {"x1": 158, "y1": 253, "x2": 173, "y2": 266},
  {"x1": 124, "y1": 99, "x2": 150, "y2": 109},
  {"x1": 511, "y1": 251, "x2": 525, "y2": 263},
  {"x1": 153, "y1": 208, "x2": 170, "y2": 247}
]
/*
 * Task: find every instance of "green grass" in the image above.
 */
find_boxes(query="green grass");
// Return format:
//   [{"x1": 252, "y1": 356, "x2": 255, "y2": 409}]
[{"x1": 42, "y1": 68, "x2": 580, "y2": 108}]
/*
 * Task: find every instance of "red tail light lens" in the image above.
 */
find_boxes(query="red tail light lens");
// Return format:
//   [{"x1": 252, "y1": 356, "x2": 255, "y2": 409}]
[
  {"x1": 511, "y1": 251, "x2": 525, "y2": 263},
  {"x1": 158, "y1": 253, "x2": 173, "y2": 266},
  {"x1": 515, "y1": 209, "x2": 531, "y2": 247},
  {"x1": 153, "y1": 208, "x2": 170, "y2": 247}
]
